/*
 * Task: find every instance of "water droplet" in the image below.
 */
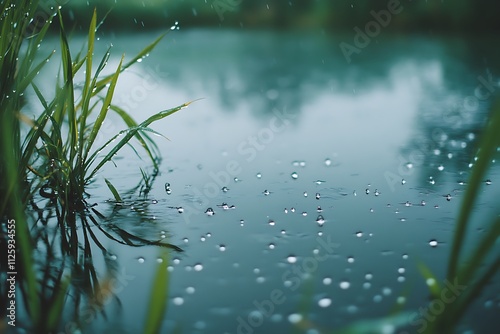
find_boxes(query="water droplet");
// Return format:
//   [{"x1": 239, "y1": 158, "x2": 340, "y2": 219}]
[
  {"x1": 256, "y1": 172, "x2": 262, "y2": 179},
  {"x1": 177, "y1": 207, "x2": 184, "y2": 213},
  {"x1": 438, "y1": 165, "x2": 445, "y2": 171},
  {"x1": 222, "y1": 186, "x2": 229, "y2": 192},
  {"x1": 365, "y1": 273, "x2": 373, "y2": 280},
  {"x1": 398, "y1": 267, "x2": 405, "y2": 274},
  {"x1": 406, "y1": 162, "x2": 413, "y2": 169},
  {"x1": 318, "y1": 298, "x2": 332, "y2": 308},
  {"x1": 290, "y1": 207, "x2": 296, "y2": 213},
  {"x1": 219, "y1": 244, "x2": 226, "y2": 252},
  {"x1": 205, "y1": 208, "x2": 215, "y2": 216},
  {"x1": 426, "y1": 278, "x2": 436, "y2": 286},
  {"x1": 152, "y1": 199, "x2": 158, "y2": 204},
  {"x1": 194, "y1": 263, "x2": 203, "y2": 271},
  {"x1": 401, "y1": 179, "x2": 406, "y2": 185},
  {"x1": 291, "y1": 172, "x2": 298, "y2": 180},
  {"x1": 263, "y1": 189, "x2": 270, "y2": 196},
  {"x1": 268, "y1": 220, "x2": 276, "y2": 226},
  {"x1": 404, "y1": 201, "x2": 411, "y2": 207},
  {"x1": 374, "y1": 189, "x2": 380, "y2": 196},
  {"x1": 316, "y1": 215, "x2": 325, "y2": 226},
  {"x1": 288, "y1": 313, "x2": 303, "y2": 324},
  {"x1": 402, "y1": 254, "x2": 409, "y2": 259},
  {"x1": 301, "y1": 211, "x2": 307, "y2": 216},
  {"x1": 347, "y1": 256, "x2": 355, "y2": 263},
  {"x1": 382, "y1": 287, "x2": 392, "y2": 296},
  {"x1": 323, "y1": 277, "x2": 332, "y2": 285},
  {"x1": 165, "y1": 183, "x2": 171, "y2": 194},
  {"x1": 173, "y1": 297, "x2": 184, "y2": 305},
  {"x1": 445, "y1": 194, "x2": 452, "y2": 201},
  {"x1": 339, "y1": 281, "x2": 350, "y2": 289},
  {"x1": 256, "y1": 276, "x2": 265, "y2": 283},
  {"x1": 355, "y1": 231, "x2": 363, "y2": 237},
  {"x1": 314, "y1": 180, "x2": 326, "y2": 185},
  {"x1": 303, "y1": 191, "x2": 308, "y2": 197},
  {"x1": 317, "y1": 206, "x2": 323, "y2": 212},
  {"x1": 324, "y1": 158, "x2": 332, "y2": 166},
  {"x1": 315, "y1": 193, "x2": 320, "y2": 200},
  {"x1": 234, "y1": 177, "x2": 240, "y2": 182},
  {"x1": 287, "y1": 255, "x2": 297, "y2": 264},
  {"x1": 269, "y1": 243, "x2": 275, "y2": 249},
  {"x1": 373, "y1": 295, "x2": 383, "y2": 303},
  {"x1": 365, "y1": 188, "x2": 370, "y2": 195},
  {"x1": 200, "y1": 236, "x2": 206, "y2": 242},
  {"x1": 186, "y1": 286, "x2": 195, "y2": 294},
  {"x1": 183, "y1": 237, "x2": 189, "y2": 243},
  {"x1": 485, "y1": 179, "x2": 492, "y2": 185},
  {"x1": 137, "y1": 257, "x2": 145, "y2": 263},
  {"x1": 429, "y1": 239, "x2": 438, "y2": 247},
  {"x1": 421, "y1": 200, "x2": 426, "y2": 206}
]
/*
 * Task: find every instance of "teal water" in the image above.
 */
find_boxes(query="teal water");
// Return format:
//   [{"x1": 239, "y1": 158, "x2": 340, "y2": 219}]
[{"x1": 25, "y1": 30, "x2": 500, "y2": 333}]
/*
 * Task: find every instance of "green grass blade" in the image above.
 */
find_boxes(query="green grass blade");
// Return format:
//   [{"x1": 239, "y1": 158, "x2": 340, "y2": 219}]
[
  {"x1": 46, "y1": 275, "x2": 71, "y2": 330},
  {"x1": 447, "y1": 97, "x2": 500, "y2": 281},
  {"x1": 85, "y1": 101, "x2": 192, "y2": 182},
  {"x1": 83, "y1": 55, "x2": 124, "y2": 163},
  {"x1": 104, "y1": 178, "x2": 122, "y2": 202},
  {"x1": 143, "y1": 250, "x2": 170, "y2": 334},
  {"x1": 417, "y1": 261, "x2": 441, "y2": 298}
]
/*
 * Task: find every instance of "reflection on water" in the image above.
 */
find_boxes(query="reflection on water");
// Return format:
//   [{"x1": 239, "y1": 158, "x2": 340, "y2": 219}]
[{"x1": 23, "y1": 30, "x2": 500, "y2": 333}]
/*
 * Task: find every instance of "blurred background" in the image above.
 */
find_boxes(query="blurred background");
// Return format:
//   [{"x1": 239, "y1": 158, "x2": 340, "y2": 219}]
[{"x1": 62, "y1": 0, "x2": 500, "y2": 32}]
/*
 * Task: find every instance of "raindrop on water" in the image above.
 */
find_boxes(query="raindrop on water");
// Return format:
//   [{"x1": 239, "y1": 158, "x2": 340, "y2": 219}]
[
  {"x1": 323, "y1": 277, "x2": 332, "y2": 285},
  {"x1": 269, "y1": 243, "x2": 275, "y2": 250},
  {"x1": 291, "y1": 172, "x2": 298, "y2": 180},
  {"x1": 137, "y1": 257, "x2": 145, "y2": 263},
  {"x1": 222, "y1": 186, "x2": 229, "y2": 192},
  {"x1": 303, "y1": 191, "x2": 308, "y2": 197},
  {"x1": 316, "y1": 215, "x2": 325, "y2": 226},
  {"x1": 205, "y1": 208, "x2": 215, "y2": 216},
  {"x1": 438, "y1": 165, "x2": 445, "y2": 171},
  {"x1": 485, "y1": 179, "x2": 492, "y2": 185},
  {"x1": 219, "y1": 244, "x2": 226, "y2": 252},
  {"x1": 287, "y1": 255, "x2": 297, "y2": 264},
  {"x1": 355, "y1": 231, "x2": 363, "y2": 237},
  {"x1": 324, "y1": 158, "x2": 332, "y2": 166},
  {"x1": 315, "y1": 193, "x2": 321, "y2": 200},
  {"x1": 256, "y1": 172, "x2": 262, "y2": 179},
  {"x1": 194, "y1": 263, "x2": 203, "y2": 271},
  {"x1": 263, "y1": 189, "x2": 270, "y2": 196},
  {"x1": 173, "y1": 297, "x2": 184, "y2": 305},
  {"x1": 288, "y1": 313, "x2": 303, "y2": 324},
  {"x1": 268, "y1": 220, "x2": 276, "y2": 226},
  {"x1": 339, "y1": 281, "x2": 350, "y2": 289},
  {"x1": 429, "y1": 239, "x2": 438, "y2": 247},
  {"x1": 318, "y1": 298, "x2": 332, "y2": 308}
]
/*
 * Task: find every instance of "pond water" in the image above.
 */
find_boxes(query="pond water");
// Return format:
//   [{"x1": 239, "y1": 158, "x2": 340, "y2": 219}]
[{"x1": 28, "y1": 30, "x2": 500, "y2": 333}]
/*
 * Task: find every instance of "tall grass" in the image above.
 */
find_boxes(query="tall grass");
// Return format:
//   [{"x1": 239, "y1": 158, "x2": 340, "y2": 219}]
[{"x1": 1, "y1": 1, "x2": 186, "y2": 331}]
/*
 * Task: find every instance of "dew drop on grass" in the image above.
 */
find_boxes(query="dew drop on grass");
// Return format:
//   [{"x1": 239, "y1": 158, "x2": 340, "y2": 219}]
[
  {"x1": 291, "y1": 172, "x2": 298, "y2": 179},
  {"x1": 339, "y1": 281, "x2": 350, "y2": 289},
  {"x1": 318, "y1": 298, "x2": 332, "y2": 308},
  {"x1": 287, "y1": 255, "x2": 297, "y2": 264}
]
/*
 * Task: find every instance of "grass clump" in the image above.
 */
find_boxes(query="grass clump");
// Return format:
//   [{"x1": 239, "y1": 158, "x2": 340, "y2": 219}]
[{"x1": 1, "y1": 1, "x2": 186, "y2": 331}]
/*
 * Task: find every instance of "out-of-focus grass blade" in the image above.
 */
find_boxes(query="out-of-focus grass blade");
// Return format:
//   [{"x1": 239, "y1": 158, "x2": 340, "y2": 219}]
[
  {"x1": 417, "y1": 262, "x2": 441, "y2": 298},
  {"x1": 447, "y1": 97, "x2": 500, "y2": 281},
  {"x1": 143, "y1": 250, "x2": 170, "y2": 334},
  {"x1": 18, "y1": 50, "x2": 55, "y2": 93},
  {"x1": 46, "y1": 275, "x2": 71, "y2": 330},
  {"x1": 104, "y1": 178, "x2": 122, "y2": 202}
]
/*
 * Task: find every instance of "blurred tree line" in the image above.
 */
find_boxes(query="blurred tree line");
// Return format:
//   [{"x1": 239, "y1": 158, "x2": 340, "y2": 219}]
[{"x1": 61, "y1": 0, "x2": 498, "y2": 32}]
